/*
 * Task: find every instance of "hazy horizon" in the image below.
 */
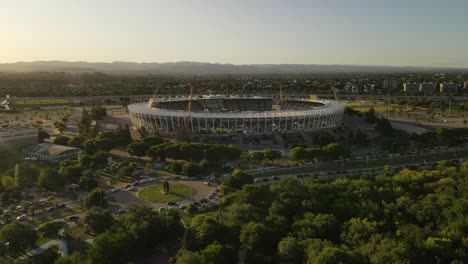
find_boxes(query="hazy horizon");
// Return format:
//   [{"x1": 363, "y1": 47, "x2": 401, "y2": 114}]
[{"x1": 1, "y1": 0, "x2": 468, "y2": 67}]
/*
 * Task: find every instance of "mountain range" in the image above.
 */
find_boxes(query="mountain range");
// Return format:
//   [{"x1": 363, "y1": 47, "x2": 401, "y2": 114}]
[{"x1": 0, "y1": 61, "x2": 467, "y2": 75}]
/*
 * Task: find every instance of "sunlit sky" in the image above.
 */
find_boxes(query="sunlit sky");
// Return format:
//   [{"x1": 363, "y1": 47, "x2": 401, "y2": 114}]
[{"x1": 1, "y1": 0, "x2": 468, "y2": 67}]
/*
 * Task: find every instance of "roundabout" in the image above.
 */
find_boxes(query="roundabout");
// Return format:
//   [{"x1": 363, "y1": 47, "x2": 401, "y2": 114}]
[{"x1": 138, "y1": 182, "x2": 193, "y2": 202}]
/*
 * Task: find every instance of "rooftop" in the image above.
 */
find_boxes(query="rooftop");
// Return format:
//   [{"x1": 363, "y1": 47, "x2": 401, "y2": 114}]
[{"x1": 23, "y1": 143, "x2": 81, "y2": 157}]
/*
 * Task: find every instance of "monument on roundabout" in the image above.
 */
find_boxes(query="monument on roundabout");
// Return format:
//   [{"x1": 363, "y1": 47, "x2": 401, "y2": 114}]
[{"x1": 162, "y1": 180, "x2": 170, "y2": 194}]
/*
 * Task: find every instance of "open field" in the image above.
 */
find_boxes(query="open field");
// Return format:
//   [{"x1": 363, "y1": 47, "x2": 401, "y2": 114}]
[
  {"x1": 138, "y1": 183, "x2": 193, "y2": 202},
  {"x1": 11, "y1": 99, "x2": 72, "y2": 105}
]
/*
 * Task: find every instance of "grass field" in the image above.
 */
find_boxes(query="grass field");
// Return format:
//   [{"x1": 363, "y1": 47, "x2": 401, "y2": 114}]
[{"x1": 138, "y1": 183, "x2": 193, "y2": 202}]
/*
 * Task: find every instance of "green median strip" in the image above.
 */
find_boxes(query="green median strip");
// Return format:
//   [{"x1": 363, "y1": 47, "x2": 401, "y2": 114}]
[{"x1": 261, "y1": 149, "x2": 468, "y2": 176}]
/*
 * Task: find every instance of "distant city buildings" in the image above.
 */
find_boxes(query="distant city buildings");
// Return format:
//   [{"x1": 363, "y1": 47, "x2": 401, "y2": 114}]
[
  {"x1": 382, "y1": 80, "x2": 400, "y2": 90},
  {"x1": 403, "y1": 83, "x2": 420, "y2": 94},
  {"x1": 0, "y1": 127, "x2": 38, "y2": 152},
  {"x1": 419, "y1": 83, "x2": 437, "y2": 94},
  {"x1": 439, "y1": 82, "x2": 459, "y2": 93}
]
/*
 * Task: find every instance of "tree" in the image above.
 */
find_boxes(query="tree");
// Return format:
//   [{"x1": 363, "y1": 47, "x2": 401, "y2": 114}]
[
  {"x1": 84, "y1": 188, "x2": 107, "y2": 208},
  {"x1": 239, "y1": 221, "x2": 270, "y2": 249},
  {"x1": 186, "y1": 204, "x2": 198, "y2": 215},
  {"x1": 263, "y1": 149, "x2": 281, "y2": 162},
  {"x1": 175, "y1": 249, "x2": 203, "y2": 264},
  {"x1": 375, "y1": 118, "x2": 393, "y2": 135},
  {"x1": 38, "y1": 129, "x2": 50, "y2": 143},
  {"x1": 32, "y1": 245, "x2": 61, "y2": 264},
  {"x1": 222, "y1": 169, "x2": 253, "y2": 190},
  {"x1": 79, "y1": 170, "x2": 99, "y2": 191},
  {"x1": 92, "y1": 138, "x2": 115, "y2": 152},
  {"x1": 127, "y1": 141, "x2": 150, "y2": 159},
  {"x1": 37, "y1": 220, "x2": 65, "y2": 239},
  {"x1": 116, "y1": 125, "x2": 132, "y2": 146},
  {"x1": 289, "y1": 147, "x2": 307, "y2": 162},
  {"x1": 182, "y1": 162, "x2": 202, "y2": 177},
  {"x1": 201, "y1": 241, "x2": 234, "y2": 264},
  {"x1": 84, "y1": 208, "x2": 114, "y2": 234},
  {"x1": 28, "y1": 205, "x2": 37, "y2": 223},
  {"x1": 307, "y1": 246, "x2": 349, "y2": 264},
  {"x1": 293, "y1": 213, "x2": 340, "y2": 242},
  {"x1": 14, "y1": 163, "x2": 39, "y2": 186},
  {"x1": 83, "y1": 139, "x2": 99, "y2": 154},
  {"x1": 250, "y1": 152, "x2": 264, "y2": 163},
  {"x1": 141, "y1": 135, "x2": 164, "y2": 146},
  {"x1": 236, "y1": 184, "x2": 273, "y2": 208},
  {"x1": 58, "y1": 164, "x2": 82, "y2": 183},
  {"x1": 38, "y1": 168, "x2": 65, "y2": 191},
  {"x1": 0, "y1": 222, "x2": 38, "y2": 253},
  {"x1": 341, "y1": 218, "x2": 378, "y2": 247},
  {"x1": 278, "y1": 237, "x2": 304, "y2": 264},
  {"x1": 68, "y1": 136, "x2": 86, "y2": 148},
  {"x1": 189, "y1": 216, "x2": 219, "y2": 248}
]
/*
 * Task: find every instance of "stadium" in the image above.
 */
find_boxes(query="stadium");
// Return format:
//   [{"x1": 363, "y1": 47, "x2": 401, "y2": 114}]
[{"x1": 128, "y1": 95, "x2": 344, "y2": 142}]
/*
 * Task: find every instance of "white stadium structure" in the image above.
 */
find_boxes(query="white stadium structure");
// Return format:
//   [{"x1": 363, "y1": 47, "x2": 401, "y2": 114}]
[{"x1": 128, "y1": 95, "x2": 344, "y2": 140}]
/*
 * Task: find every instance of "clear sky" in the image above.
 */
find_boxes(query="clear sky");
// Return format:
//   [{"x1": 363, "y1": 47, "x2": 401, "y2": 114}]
[{"x1": 1, "y1": 0, "x2": 468, "y2": 67}]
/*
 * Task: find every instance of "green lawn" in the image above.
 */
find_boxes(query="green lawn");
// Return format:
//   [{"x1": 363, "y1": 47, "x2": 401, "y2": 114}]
[
  {"x1": 36, "y1": 236, "x2": 53, "y2": 246},
  {"x1": 138, "y1": 183, "x2": 192, "y2": 202},
  {"x1": 12, "y1": 99, "x2": 72, "y2": 105},
  {"x1": 152, "y1": 170, "x2": 180, "y2": 177}
]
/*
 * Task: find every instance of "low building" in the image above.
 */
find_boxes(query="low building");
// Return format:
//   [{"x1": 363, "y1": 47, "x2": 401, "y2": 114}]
[
  {"x1": 419, "y1": 83, "x2": 437, "y2": 94},
  {"x1": 440, "y1": 82, "x2": 459, "y2": 93},
  {"x1": 0, "y1": 127, "x2": 38, "y2": 152},
  {"x1": 23, "y1": 143, "x2": 83, "y2": 162},
  {"x1": 382, "y1": 80, "x2": 400, "y2": 91},
  {"x1": 403, "y1": 83, "x2": 419, "y2": 94}
]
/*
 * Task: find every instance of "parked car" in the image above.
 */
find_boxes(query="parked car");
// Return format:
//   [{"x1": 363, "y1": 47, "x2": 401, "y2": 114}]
[
  {"x1": 34, "y1": 210, "x2": 43, "y2": 215},
  {"x1": 16, "y1": 214, "x2": 27, "y2": 221},
  {"x1": 178, "y1": 205, "x2": 187, "y2": 210},
  {"x1": 118, "y1": 209, "x2": 127, "y2": 215},
  {"x1": 68, "y1": 216, "x2": 80, "y2": 221},
  {"x1": 45, "y1": 207, "x2": 55, "y2": 212},
  {"x1": 158, "y1": 207, "x2": 166, "y2": 212},
  {"x1": 166, "y1": 201, "x2": 177, "y2": 206},
  {"x1": 127, "y1": 186, "x2": 137, "y2": 191}
]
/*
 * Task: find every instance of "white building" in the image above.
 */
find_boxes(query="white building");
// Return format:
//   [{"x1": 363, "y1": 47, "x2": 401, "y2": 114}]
[
  {"x1": 23, "y1": 143, "x2": 83, "y2": 162},
  {"x1": 0, "y1": 127, "x2": 38, "y2": 152}
]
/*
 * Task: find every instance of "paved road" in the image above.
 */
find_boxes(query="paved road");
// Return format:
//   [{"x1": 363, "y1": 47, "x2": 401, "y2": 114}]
[
  {"x1": 249, "y1": 146, "x2": 468, "y2": 175},
  {"x1": 28, "y1": 238, "x2": 68, "y2": 257}
]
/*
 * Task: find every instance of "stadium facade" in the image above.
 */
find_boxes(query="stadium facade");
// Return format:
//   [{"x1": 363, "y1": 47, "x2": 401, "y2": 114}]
[{"x1": 128, "y1": 95, "x2": 344, "y2": 139}]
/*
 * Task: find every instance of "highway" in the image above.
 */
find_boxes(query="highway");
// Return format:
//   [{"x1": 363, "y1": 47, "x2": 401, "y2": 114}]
[{"x1": 248, "y1": 146, "x2": 468, "y2": 176}]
